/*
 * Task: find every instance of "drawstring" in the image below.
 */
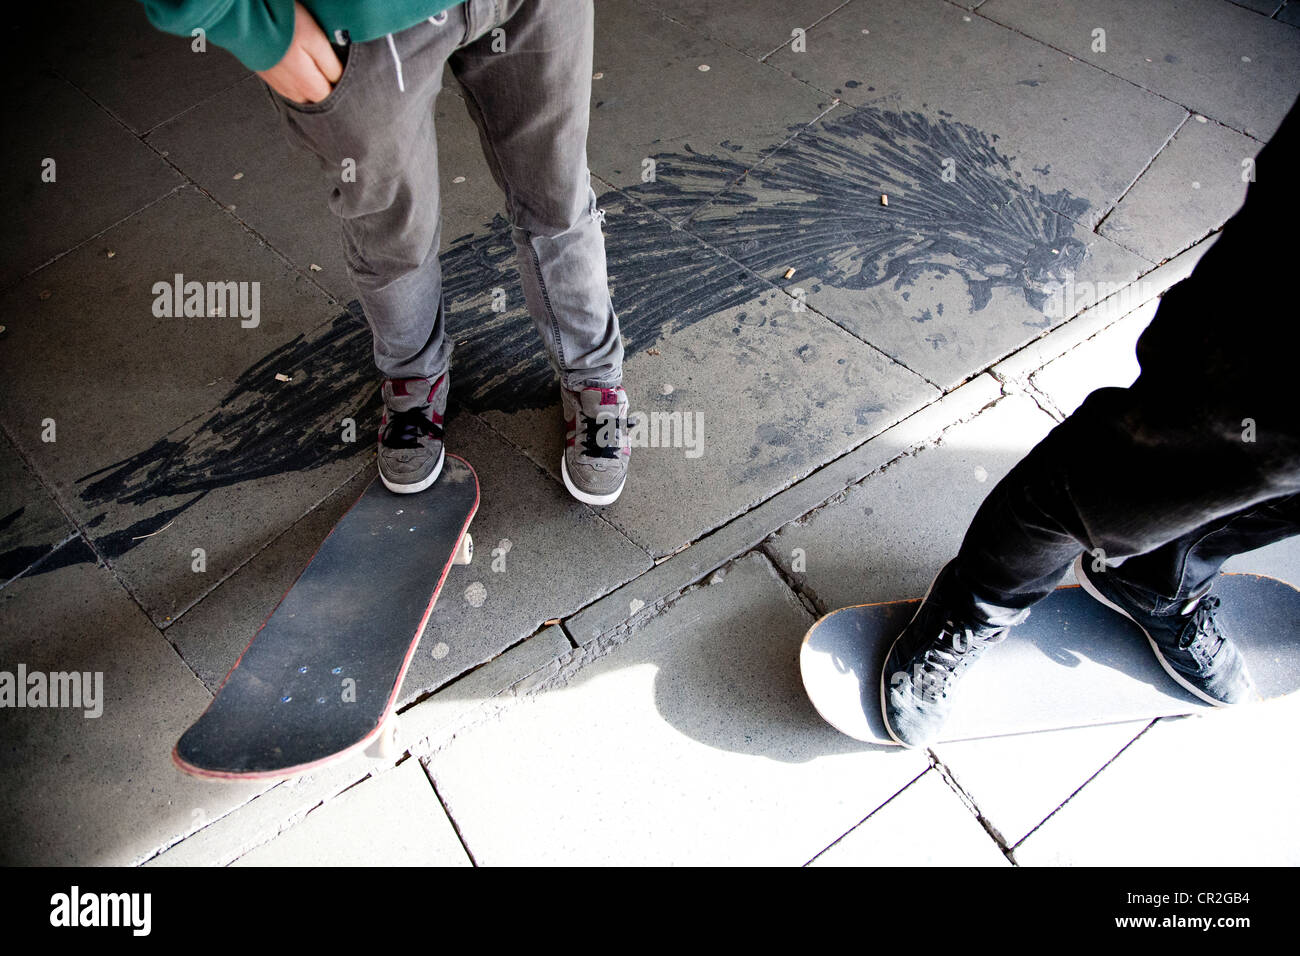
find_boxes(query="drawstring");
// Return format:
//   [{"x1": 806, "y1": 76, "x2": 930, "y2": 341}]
[
  {"x1": 385, "y1": 33, "x2": 405, "y2": 92},
  {"x1": 388, "y1": 14, "x2": 448, "y2": 94}
]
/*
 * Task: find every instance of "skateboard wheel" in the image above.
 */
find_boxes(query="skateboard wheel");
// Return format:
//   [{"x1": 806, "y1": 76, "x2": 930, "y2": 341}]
[
  {"x1": 366, "y1": 715, "x2": 401, "y2": 760},
  {"x1": 453, "y1": 532, "x2": 473, "y2": 566}
]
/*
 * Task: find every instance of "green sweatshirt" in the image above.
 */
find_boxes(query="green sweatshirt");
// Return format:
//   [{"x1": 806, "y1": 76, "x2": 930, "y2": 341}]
[{"x1": 139, "y1": 0, "x2": 466, "y2": 71}]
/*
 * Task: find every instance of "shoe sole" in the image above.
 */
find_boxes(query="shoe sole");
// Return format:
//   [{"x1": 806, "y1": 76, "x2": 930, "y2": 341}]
[
  {"x1": 879, "y1": 568, "x2": 945, "y2": 749},
  {"x1": 379, "y1": 446, "x2": 445, "y2": 495},
  {"x1": 1071, "y1": 553, "x2": 1230, "y2": 708},
  {"x1": 560, "y1": 454, "x2": 624, "y2": 506}
]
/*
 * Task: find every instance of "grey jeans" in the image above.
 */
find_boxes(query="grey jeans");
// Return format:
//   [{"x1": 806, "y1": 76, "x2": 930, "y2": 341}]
[{"x1": 267, "y1": 0, "x2": 622, "y2": 390}]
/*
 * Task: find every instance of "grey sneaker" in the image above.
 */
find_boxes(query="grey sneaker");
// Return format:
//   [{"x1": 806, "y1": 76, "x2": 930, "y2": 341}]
[
  {"x1": 561, "y1": 385, "x2": 630, "y2": 506},
  {"x1": 378, "y1": 374, "x2": 447, "y2": 494},
  {"x1": 881, "y1": 563, "x2": 1009, "y2": 748},
  {"x1": 1073, "y1": 554, "x2": 1256, "y2": 705}
]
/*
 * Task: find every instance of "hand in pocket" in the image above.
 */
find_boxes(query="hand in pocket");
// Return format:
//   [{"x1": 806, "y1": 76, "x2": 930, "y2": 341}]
[{"x1": 256, "y1": 1, "x2": 343, "y2": 104}]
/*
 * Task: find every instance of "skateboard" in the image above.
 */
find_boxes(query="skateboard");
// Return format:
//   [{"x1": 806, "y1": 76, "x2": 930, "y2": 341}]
[
  {"x1": 174, "y1": 454, "x2": 479, "y2": 780},
  {"x1": 800, "y1": 572, "x2": 1300, "y2": 745}
]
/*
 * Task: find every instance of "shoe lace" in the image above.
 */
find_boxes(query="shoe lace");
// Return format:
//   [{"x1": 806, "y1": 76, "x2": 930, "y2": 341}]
[
  {"x1": 917, "y1": 621, "x2": 1005, "y2": 699},
  {"x1": 1178, "y1": 595, "x2": 1223, "y2": 652},
  {"x1": 580, "y1": 413, "x2": 627, "y2": 460},
  {"x1": 382, "y1": 407, "x2": 443, "y2": 449}
]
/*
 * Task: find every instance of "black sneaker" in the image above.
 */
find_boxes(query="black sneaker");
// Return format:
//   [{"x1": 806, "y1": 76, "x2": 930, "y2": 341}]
[
  {"x1": 378, "y1": 374, "x2": 447, "y2": 494},
  {"x1": 1073, "y1": 554, "x2": 1256, "y2": 706},
  {"x1": 881, "y1": 565, "x2": 1009, "y2": 748}
]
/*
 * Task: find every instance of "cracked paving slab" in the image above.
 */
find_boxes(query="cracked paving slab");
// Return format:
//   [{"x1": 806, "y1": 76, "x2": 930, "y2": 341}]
[{"x1": 1098, "y1": 116, "x2": 1261, "y2": 263}]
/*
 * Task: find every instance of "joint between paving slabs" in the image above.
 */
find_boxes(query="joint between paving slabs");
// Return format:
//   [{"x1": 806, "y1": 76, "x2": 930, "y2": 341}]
[
  {"x1": 927, "y1": 749, "x2": 1018, "y2": 864},
  {"x1": 1006, "y1": 717, "x2": 1162, "y2": 861},
  {"x1": 803, "y1": 766, "x2": 930, "y2": 866}
]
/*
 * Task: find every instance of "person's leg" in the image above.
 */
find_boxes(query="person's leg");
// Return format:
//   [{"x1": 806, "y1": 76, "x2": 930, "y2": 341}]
[
  {"x1": 448, "y1": 0, "x2": 630, "y2": 504},
  {"x1": 448, "y1": 0, "x2": 622, "y2": 390},
  {"x1": 265, "y1": 15, "x2": 471, "y2": 492},
  {"x1": 1098, "y1": 492, "x2": 1300, "y2": 615},
  {"x1": 267, "y1": 21, "x2": 462, "y2": 381},
  {"x1": 882, "y1": 93, "x2": 1300, "y2": 745},
  {"x1": 943, "y1": 92, "x2": 1300, "y2": 629}
]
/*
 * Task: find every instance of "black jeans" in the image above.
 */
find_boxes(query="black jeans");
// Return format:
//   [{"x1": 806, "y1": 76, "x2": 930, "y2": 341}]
[{"x1": 947, "y1": 95, "x2": 1300, "y2": 628}]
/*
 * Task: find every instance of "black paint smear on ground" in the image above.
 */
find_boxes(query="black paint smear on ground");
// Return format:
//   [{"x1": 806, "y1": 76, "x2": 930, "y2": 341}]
[
  {"x1": 644, "y1": 107, "x2": 1089, "y2": 314},
  {"x1": 48, "y1": 105, "x2": 1088, "y2": 568}
]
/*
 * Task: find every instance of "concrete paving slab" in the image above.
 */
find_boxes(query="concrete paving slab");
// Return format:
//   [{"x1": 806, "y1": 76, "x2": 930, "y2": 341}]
[
  {"x1": 1014, "y1": 695, "x2": 1300, "y2": 864},
  {"x1": 0, "y1": 433, "x2": 75, "y2": 585},
  {"x1": 0, "y1": 542, "x2": 252, "y2": 865},
  {"x1": 485, "y1": 273, "x2": 936, "y2": 559},
  {"x1": 0, "y1": 67, "x2": 182, "y2": 287},
  {"x1": 978, "y1": 0, "x2": 1300, "y2": 138},
  {"x1": 148, "y1": 626, "x2": 567, "y2": 866},
  {"x1": 933, "y1": 721, "x2": 1150, "y2": 847},
  {"x1": 992, "y1": 234, "x2": 1215, "y2": 383},
  {"x1": 810, "y1": 769, "x2": 1010, "y2": 866},
  {"x1": 681, "y1": 106, "x2": 1150, "y2": 388},
  {"x1": 147, "y1": 77, "x2": 498, "y2": 304},
  {"x1": 566, "y1": 375, "x2": 1003, "y2": 644},
  {"x1": 1029, "y1": 299, "x2": 1155, "y2": 416},
  {"x1": 765, "y1": 394, "x2": 1057, "y2": 612},
  {"x1": 427, "y1": 552, "x2": 929, "y2": 865},
  {"x1": 643, "y1": 0, "x2": 848, "y2": 58},
  {"x1": 1281, "y1": 2, "x2": 1300, "y2": 27},
  {"x1": 589, "y1": 0, "x2": 832, "y2": 209},
  {"x1": 763, "y1": 0, "x2": 1188, "y2": 229},
  {"x1": 1099, "y1": 117, "x2": 1260, "y2": 262},
  {"x1": 33, "y1": 0, "x2": 250, "y2": 135},
  {"x1": 232, "y1": 760, "x2": 470, "y2": 866},
  {"x1": 0, "y1": 186, "x2": 374, "y2": 624}
]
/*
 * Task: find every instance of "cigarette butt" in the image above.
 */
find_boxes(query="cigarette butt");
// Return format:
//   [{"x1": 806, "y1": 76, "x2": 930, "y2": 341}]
[
  {"x1": 275, "y1": 373, "x2": 292, "y2": 382},
  {"x1": 544, "y1": 618, "x2": 562, "y2": 626},
  {"x1": 881, "y1": 194, "x2": 889, "y2": 206},
  {"x1": 233, "y1": 172, "x2": 244, "y2": 180},
  {"x1": 783, "y1": 267, "x2": 796, "y2": 279},
  {"x1": 309, "y1": 263, "x2": 322, "y2": 272}
]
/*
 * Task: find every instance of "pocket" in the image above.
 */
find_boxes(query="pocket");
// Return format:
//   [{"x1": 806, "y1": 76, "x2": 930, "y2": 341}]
[{"x1": 272, "y1": 37, "x2": 366, "y2": 114}]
